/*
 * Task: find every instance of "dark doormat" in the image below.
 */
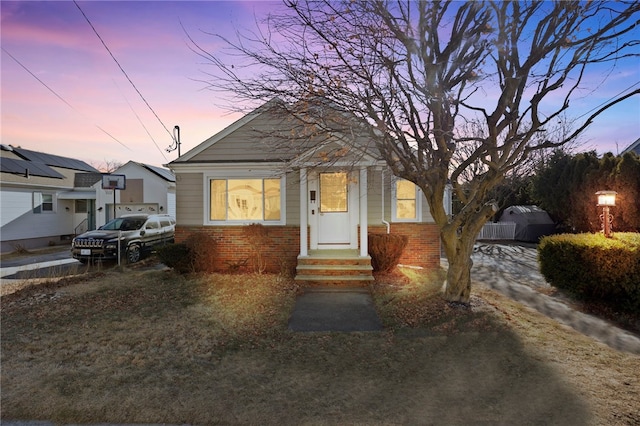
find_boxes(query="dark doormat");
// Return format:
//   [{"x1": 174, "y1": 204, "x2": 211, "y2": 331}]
[{"x1": 288, "y1": 287, "x2": 383, "y2": 332}]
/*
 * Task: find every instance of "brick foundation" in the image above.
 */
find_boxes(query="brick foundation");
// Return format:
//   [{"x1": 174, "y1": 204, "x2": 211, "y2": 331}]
[
  {"x1": 176, "y1": 225, "x2": 300, "y2": 274},
  {"x1": 368, "y1": 223, "x2": 441, "y2": 269},
  {"x1": 176, "y1": 222, "x2": 440, "y2": 273}
]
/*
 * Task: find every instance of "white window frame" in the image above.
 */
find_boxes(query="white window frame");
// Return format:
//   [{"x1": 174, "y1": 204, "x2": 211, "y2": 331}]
[
  {"x1": 204, "y1": 171, "x2": 286, "y2": 226},
  {"x1": 391, "y1": 178, "x2": 422, "y2": 222},
  {"x1": 33, "y1": 192, "x2": 55, "y2": 214}
]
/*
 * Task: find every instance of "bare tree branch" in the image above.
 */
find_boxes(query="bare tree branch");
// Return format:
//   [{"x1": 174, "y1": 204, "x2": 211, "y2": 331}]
[{"x1": 189, "y1": 0, "x2": 640, "y2": 302}]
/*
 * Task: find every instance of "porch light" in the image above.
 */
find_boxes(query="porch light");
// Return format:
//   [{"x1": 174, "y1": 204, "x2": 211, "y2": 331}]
[{"x1": 596, "y1": 190, "x2": 617, "y2": 238}]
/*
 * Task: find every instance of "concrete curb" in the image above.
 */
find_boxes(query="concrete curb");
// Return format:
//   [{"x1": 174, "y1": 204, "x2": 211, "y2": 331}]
[{"x1": 0, "y1": 258, "x2": 79, "y2": 278}]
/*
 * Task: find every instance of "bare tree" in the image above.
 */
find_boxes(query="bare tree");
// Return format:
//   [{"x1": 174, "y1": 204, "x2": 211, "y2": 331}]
[
  {"x1": 90, "y1": 159, "x2": 123, "y2": 173},
  {"x1": 191, "y1": 1, "x2": 640, "y2": 303}
]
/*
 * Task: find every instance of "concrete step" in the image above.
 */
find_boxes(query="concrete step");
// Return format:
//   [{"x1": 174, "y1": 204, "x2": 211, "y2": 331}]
[
  {"x1": 296, "y1": 264, "x2": 373, "y2": 276},
  {"x1": 295, "y1": 250, "x2": 374, "y2": 286},
  {"x1": 294, "y1": 274, "x2": 375, "y2": 287}
]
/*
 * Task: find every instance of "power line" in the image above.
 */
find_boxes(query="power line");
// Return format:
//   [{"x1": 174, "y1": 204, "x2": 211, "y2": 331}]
[
  {"x1": 73, "y1": 0, "x2": 174, "y2": 159},
  {"x1": 2, "y1": 47, "x2": 132, "y2": 151},
  {"x1": 114, "y1": 79, "x2": 167, "y2": 159},
  {"x1": 575, "y1": 81, "x2": 640, "y2": 120}
]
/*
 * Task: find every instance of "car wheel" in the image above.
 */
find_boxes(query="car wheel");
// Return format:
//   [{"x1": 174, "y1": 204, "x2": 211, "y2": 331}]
[{"x1": 126, "y1": 244, "x2": 141, "y2": 264}]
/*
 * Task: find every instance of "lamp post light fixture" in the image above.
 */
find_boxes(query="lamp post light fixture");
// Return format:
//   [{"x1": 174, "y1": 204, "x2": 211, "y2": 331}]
[{"x1": 596, "y1": 190, "x2": 617, "y2": 238}]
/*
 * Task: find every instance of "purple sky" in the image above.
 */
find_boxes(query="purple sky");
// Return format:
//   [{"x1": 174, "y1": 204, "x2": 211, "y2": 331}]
[{"x1": 2, "y1": 1, "x2": 639, "y2": 169}]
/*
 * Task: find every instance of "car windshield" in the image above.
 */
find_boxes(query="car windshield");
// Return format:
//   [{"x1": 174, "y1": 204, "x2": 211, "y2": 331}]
[{"x1": 100, "y1": 217, "x2": 146, "y2": 231}]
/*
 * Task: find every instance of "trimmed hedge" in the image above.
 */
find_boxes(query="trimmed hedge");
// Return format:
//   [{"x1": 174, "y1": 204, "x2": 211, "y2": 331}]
[
  {"x1": 538, "y1": 232, "x2": 640, "y2": 312},
  {"x1": 368, "y1": 233, "x2": 409, "y2": 273}
]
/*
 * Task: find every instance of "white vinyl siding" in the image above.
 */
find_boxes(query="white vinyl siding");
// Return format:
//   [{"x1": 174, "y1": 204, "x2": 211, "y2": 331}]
[{"x1": 33, "y1": 192, "x2": 54, "y2": 214}]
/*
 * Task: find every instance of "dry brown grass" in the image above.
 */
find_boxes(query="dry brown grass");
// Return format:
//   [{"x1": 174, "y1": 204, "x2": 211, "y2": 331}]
[{"x1": 1, "y1": 267, "x2": 639, "y2": 425}]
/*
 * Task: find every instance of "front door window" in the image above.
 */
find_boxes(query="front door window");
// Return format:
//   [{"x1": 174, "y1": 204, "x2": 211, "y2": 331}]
[{"x1": 320, "y1": 172, "x2": 348, "y2": 213}]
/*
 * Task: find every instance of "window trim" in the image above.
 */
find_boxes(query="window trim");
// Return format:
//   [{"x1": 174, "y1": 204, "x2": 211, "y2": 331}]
[
  {"x1": 391, "y1": 178, "x2": 421, "y2": 222},
  {"x1": 33, "y1": 191, "x2": 55, "y2": 214},
  {"x1": 204, "y1": 172, "x2": 286, "y2": 226}
]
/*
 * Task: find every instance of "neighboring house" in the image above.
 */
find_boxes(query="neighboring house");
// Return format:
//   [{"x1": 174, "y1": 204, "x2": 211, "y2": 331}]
[
  {"x1": 168, "y1": 100, "x2": 450, "y2": 283},
  {"x1": 0, "y1": 145, "x2": 177, "y2": 253},
  {"x1": 0, "y1": 144, "x2": 100, "y2": 252},
  {"x1": 94, "y1": 161, "x2": 176, "y2": 225},
  {"x1": 621, "y1": 138, "x2": 640, "y2": 155}
]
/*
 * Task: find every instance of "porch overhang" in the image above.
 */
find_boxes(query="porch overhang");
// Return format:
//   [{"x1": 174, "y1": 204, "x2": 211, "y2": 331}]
[
  {"x1": 299, "y1": 165, "x2": 370, "y2": 258},
  {"x1": 57, "y1": 190, "x2": 96, "y2": 200}
]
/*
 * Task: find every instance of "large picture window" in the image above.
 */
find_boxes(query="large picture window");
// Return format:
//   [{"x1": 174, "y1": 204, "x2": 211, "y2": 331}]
[
  {"x1": 393, "y1": 179, "x2": 420, "y2": 221},
  {"x1": 209, "y1": 178, "x2": 281, "y2": 222}
]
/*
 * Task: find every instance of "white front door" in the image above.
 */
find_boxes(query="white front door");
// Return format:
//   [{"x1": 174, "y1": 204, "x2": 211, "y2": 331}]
[
  {"x1": 310, "y1": 171, "x2": 358, "y2": 249},
  {"x1": 318, "y1": 172, "x2": 350, "y2": 245}
]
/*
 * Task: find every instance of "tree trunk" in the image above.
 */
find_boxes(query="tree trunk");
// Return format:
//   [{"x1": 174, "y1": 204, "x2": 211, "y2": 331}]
[{"x1": 441, "y1": 230, "x2": 476, "y2": 304}]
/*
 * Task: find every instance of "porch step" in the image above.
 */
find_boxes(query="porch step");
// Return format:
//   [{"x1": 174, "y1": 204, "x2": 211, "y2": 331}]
[{"x1": 295, "y1": 250, "x2": 374, "y2": 287}]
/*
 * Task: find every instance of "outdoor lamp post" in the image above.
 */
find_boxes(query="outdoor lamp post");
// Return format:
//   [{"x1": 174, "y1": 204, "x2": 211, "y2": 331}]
[{"x1": 596, "y1": 190, "x2": 617, "y2": 238}]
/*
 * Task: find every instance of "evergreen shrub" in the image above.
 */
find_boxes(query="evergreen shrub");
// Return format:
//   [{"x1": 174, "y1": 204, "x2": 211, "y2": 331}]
[
  {"x1": 368, "y1": 233, "x2": 409, "y2": 273},
  {"x1": 538, "y1": 232, "x2": 640, "y2": 312}
]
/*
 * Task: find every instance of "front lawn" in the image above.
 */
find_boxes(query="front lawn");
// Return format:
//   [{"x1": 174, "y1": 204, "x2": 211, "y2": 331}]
[{"x1": 1, "y1": 268, "x2": 638, "y2": 425}]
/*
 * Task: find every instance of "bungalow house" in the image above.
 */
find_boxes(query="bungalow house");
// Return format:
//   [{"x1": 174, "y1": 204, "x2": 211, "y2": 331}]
[
  {"x1": 0, "y1": 144, "x2": 101, "y2": 252},
  {"x1": 168, "y1": 100, "x2": 450, "y2": 283}
]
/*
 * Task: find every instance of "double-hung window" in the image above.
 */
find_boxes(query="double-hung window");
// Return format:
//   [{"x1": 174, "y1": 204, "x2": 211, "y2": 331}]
[
  {"x1": 33, "y1": 192, "x2": 54, "y2": 214},
  {"x1": 392, "y1": 179, "x2": 420, "y2": 222},
  {"x1": 208, "y1": 177, "x2": 283, "y2": 223}
]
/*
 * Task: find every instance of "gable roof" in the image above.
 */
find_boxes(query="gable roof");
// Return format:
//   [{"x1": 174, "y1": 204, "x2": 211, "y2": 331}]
[
  {"x1": 170, "y1": 98, "x2": 383, "y2": 168},
  {"x1": 622, "y1": 138, "x2": 640, "y2": 155},
  {"x1": 114, "y1": 161, "x2": 176, "y2": 182},
  {"x1": 171, "y1": 99, "x2": 285, "y2": 164},
  {"x1": 141, "y1": 163, "x2": 175, "y2": 182},
  {"x1": 0, "y1": 156, "x2": 66, "y2": 179},
  {"x1": 10, "y1": 146, "x2": 98, "y2": 172},
  {"x1": 0, "y1": 144, "x2": 99, "y2": 180}
]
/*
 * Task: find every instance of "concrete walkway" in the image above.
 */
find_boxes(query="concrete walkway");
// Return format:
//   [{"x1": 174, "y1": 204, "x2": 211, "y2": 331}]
[
  {"x1": 459, "y1": 243, "x2": 640, "y2": 355},
  {"x1": 288, "y1": 287, "x2": 383, "y2": 332}
]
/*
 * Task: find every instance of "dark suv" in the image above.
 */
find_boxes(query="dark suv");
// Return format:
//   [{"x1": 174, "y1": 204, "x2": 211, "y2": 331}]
[{"x1": 71, "y1": 214, "x2": 176, "y2": 264}]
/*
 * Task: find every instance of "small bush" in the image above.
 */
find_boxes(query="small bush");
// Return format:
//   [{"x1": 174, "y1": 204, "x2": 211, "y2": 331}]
[
  {"x1": 184, "y1": 232, "x2": 218, "y2": 273},
  {"x1": 538, "y1": 232, "x2": 640, "y2": 312},
  {"x1": 157, "y1": 232, "x2": 218, "y2": 274},
  {"x1": 368, "y1": 233, "x2": 409, "y2": 273},
  {"x1": 243, "y1": 223, "x2": 271, "y2": 274},
  {"x1": 157, "y1": 243, "x2": 192, "y2": 273}
]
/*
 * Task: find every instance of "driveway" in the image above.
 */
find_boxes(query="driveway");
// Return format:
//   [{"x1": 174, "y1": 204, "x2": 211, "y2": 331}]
[
  {"x1": 454, "y1": 242, "x2": 640, "y2": 354},
  {"x1": 2, "y1": 246, "x2": 85, "y2": 296}
]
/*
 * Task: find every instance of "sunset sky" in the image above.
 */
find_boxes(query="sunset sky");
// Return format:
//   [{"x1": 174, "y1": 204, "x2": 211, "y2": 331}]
[{"x1": 2, "y1": 1, "x2": 639, "y2": 169}]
